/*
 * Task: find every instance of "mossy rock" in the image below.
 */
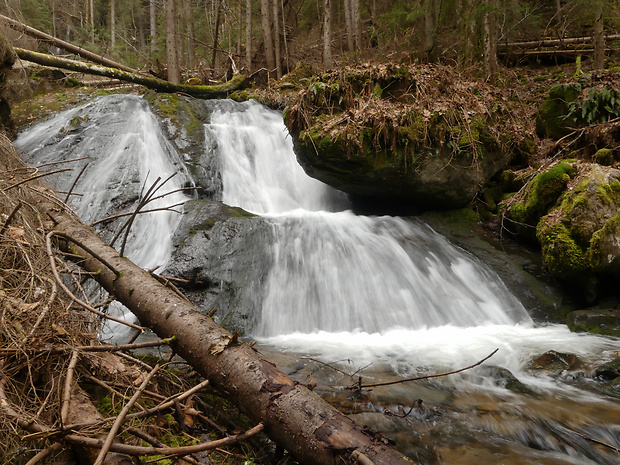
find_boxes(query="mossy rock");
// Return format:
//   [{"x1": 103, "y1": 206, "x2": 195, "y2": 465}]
[
  {"x1": 587, "y1": 213, "x2": 620, "y2": 277},
  {"x1": 594, "y1": 358, "x2": 620, "y2": 381},
  {"x1": 535, "y1": 83, "x2": 581, "y2": 139},
  {"x1": 536, "y1": 218, "x2": 586, "y2": 277},
  {"x1": 507, "y1": 162, "x2": 575, "y2": 241},
  {"x1": 567, "y1": 309, "x2": 620, "y2": 337},
  {"x1": 594, "y1": 148, "x2": 614, "y2": 165}
]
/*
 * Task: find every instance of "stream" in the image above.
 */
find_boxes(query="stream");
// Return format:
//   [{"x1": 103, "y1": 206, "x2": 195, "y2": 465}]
[{"x1": 16, "y1": 94, "x2": 620, "y2": 464}]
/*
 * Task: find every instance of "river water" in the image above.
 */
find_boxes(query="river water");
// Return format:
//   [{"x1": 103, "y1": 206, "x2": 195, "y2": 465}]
[{"x1": 17, "y1": 95, "x2": 620, "y2": 464}]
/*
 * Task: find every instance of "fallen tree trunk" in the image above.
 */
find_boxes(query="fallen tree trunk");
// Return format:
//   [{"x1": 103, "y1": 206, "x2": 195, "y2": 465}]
[
  {"x1": 14, "y1": 48, "x2": 246, "y2": 97},
  {"x1": 0, "y1": 14, "x2": 138, "y2": 74},
  {"x1": 39, "y1": 203, "x2": 412, "y2": 465}
]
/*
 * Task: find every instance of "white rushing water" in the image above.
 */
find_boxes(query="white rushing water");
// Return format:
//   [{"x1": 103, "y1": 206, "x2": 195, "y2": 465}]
[
  {"x1": 207, "y1": 100, "x2": 619, "y2": 377},
  {"x1": 16, "y1": 95, "x2": 189, "y2": 339}
]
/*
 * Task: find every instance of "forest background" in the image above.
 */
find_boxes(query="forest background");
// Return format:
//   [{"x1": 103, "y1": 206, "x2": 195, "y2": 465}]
[{"x1": 2, "y1": 0, "x2": 620, "y2": 85}]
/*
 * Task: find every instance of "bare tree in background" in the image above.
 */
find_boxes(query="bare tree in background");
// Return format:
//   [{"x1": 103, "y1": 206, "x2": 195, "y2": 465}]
[
  {"x1": 323, "y1": 0, "x2": 332, "y2": 69},
  {"x1": 261, "y1": 0, "x2": 275, "y2": 71},
  {"x1": 166, "y1": 0, "x2": 180, "y2": 83}
]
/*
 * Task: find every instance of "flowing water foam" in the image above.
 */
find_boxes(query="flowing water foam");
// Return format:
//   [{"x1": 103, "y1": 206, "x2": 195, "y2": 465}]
[
  {"x1": 16, "y1": 95, "x2": 189, "y2": 340},
  {"x1": 208, "y1": 99, "x2": 617, "y2": 371},
  {"x1": 208, "y1": 100, "x2": 620, "y2": 463}
]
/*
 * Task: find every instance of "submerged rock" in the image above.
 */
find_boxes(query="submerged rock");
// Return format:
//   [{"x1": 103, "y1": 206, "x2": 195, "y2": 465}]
[
  {"x1": 567, "y1": 309, "x2": 620, "y2": 337},
  {"x1": 528, "y1": 350, "x2": 582, "y2": 376}
]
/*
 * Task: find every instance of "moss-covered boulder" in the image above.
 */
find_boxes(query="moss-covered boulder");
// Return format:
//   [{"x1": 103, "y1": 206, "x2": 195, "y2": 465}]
[
  {"x1": 535, "y1": 83, "x2": 581, "y2": 139},
  {"x1": 285, "y1": 63, "x2": 531, "y2": 210},
  {"x1": 507, "y1": 161, "x2": 620, "y2": 302},
  {"x1": 507, "y1": 162, "x2": 576, "y2": 241},
  {"x1": 567, "y1": 309, "x2": 620, "y2": 337}
]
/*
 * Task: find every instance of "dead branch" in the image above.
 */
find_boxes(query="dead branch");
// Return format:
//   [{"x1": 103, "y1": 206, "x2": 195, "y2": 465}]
[
  {"x1": 23, "y1": 442, "x2": 63, "y2": 465},
  {"x1": 13, "y1": 47, "x2": 247, "y2": 98},
  {"x1": 0, "y1": 201, "x2": 21, "y2": 236},
  {"x1": 0, "y1": 14, "x2": 137, "y2": 73},
  {"x1": 4, "y1": 168, "x2": 72, "y2": 191},
  {"x1": 60, "y1": 349, "x2": 79, "y2": 425},
  {"x1": 45, "y1": 231, "x2": 144, "y2": 331},
  {"x1": 352, "y1": 348, "x2": 499, "y2": 389}
]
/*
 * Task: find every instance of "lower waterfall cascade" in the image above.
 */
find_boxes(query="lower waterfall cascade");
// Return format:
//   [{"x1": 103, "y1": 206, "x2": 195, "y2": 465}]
[{"x1": 17, "y1": 94, "x2": 620, "y2": 464}]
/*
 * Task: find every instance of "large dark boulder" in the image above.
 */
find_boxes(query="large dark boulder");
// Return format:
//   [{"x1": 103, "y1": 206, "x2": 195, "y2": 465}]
[
  {"x1": 164, "y1": 199, "x2": 274, "y2": 335},
  {"x1": 284, "y1": 63, "x2": 532, "y2": 210}
]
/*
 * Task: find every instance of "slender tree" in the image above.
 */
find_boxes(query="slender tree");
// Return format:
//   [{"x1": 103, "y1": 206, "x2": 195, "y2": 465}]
[
  {"x1": 245, "y1": 0, "x2": 252, "y2": 68},
  {"x1": 261, "y1": 0, "x2": 275, "y2": 71},
  {"x1": 593, "y1": 0, "x2": 605, "y2": 69},
  {"x1": 150, "y1": 0, "x2": 157, "y2": 57},
  {"x1": 211, "y1": 0, "x2": 222, "y2": 72},
  {"x1": 484, "y1": 0, "x2": 498, "y2": 81},
  {"x1": 166, "y1": 0, "x2": 180, "y2": 83},
  {"x1": 323, "y1": 0, "x2": 332, "y2": 69},
  {"x1": 186, "y1": 0, "x2": 195, "y2": 69},
  {"x1": 110, "y1": 0, "x2": 116, "y2": 48},
  {"x1": 273, "y1": 0, "x2": 281, "y2": 77},
  {"x1": 343, "y1": 0, "x2": 354, "y2": 53}
]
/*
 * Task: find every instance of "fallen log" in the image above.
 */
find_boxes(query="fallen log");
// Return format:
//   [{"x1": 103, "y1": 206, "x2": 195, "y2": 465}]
[
  {"x1": 0, "y1": 14, "x2": 138, "y2": 74},
  {"x1": 14, "y1": 48, "x2": 246, "y2": 97},
  {"x1": 38, "y1": 202, "x2": 412, "y2": 465}
]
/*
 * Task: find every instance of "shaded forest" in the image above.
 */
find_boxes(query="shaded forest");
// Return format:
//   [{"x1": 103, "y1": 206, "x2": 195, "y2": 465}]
[{"x1": 2, "y1": 0, "x2": 620, "y2": 83}]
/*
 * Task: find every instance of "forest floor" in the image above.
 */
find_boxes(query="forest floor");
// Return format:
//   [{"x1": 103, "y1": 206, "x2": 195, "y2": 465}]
[{"x1": 2, "y1": 58, "x2": 617, "y2": 465}]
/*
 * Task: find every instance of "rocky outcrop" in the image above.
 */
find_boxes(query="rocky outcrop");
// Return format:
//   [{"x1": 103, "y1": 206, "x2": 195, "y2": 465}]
[
  {"x1": 164, "y1": 199, "x2": 274, "y2": 335},
  {"x1": 506, "y1": 161, "x2": 620, "y2": 305},
  {"x1": 284, "y1": 63, "x2": 532, "y2": 210}
]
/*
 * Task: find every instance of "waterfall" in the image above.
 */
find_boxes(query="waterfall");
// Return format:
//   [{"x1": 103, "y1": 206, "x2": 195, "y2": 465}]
[
  {"x1": 16, "y1": 95, "x2": 189, "y2": 339},
  {"x1": 207, "y1": 100, "x2": 530, "y2": 337}
]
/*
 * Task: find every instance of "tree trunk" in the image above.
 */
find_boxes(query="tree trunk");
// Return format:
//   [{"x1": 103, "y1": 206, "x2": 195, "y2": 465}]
[
  {"x1": 343, "y1": 0, "x2": 354, "y2": 53},
  {"x1": 245, "y1": 0, "x2": 252, "y2": 68},
  {"x1": 352, "y1": 0, "x2": 361, "y2": 50},
  {"x1": 423, "y1": 0, "x2": 435, "y2": 56},
  {"x1": 323, "y1": 0, "x2": 332, "y2": 70},
  {"x1": 261, "y1": 0, "x2": 275, "y2": 71},
  {"x1": 166, "y1": 0, "x2": 180, "y2": 84},
  {"x1": 110, "y1": 0, "x2": 116, "y2": 49},
  {"x1": 237, "y1": 0, "x2": 242, "y2": 60},
  {"x1": 89, "y1": 0, "x2": 94, "y2": 43},
  {"x1": 211, "y1": 0, "x2": 222, "y2": 72},
  {"x1": 0, "y1": 14, "x2": 138, "y2": 73},
  {"x1": 150, "y1": 0, "x2": 157, "y2": 58},
  {"x1": 14, "y1": 47, "x2": 246, "y2": 97},
  {"x1": 593, "y1": 1, "x2": 605, "y2": 69},
  {"x1": 273, "y1": 0, "x2": 281, "y2": 78},
  {"x1": 35, "y1": 203, "x2": 412, "y2": 465},
  {"x1": 484, "y1": 0, "x2": 498, "y2": 81},
  {"x1": 186, "y1": 0, "x2": 195, "y2": 69}
]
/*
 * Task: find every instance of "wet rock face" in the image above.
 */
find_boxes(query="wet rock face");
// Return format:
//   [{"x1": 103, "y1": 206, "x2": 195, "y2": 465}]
[
  {"x1": 529, "y1": 350, "x2": 582, "y2": 376},
  {"x1": 164, "y1": 199, "x2": 274, "y2": 335}
]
